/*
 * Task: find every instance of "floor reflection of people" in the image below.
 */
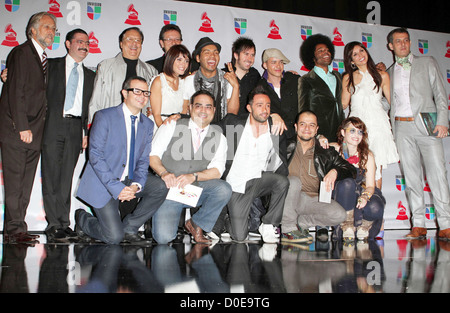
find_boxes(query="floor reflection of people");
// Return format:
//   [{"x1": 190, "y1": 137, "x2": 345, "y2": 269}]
[
  {"x1": 38, "y1": 244, "x2": 69, "y2": 292},
  {"x1": 0, "y1": 244, "x2": 33, "y2": 293}
]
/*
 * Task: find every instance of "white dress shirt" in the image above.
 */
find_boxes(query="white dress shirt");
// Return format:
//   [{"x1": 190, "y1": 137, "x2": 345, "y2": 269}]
[
  {"x1": 150, "y1": 118, "x2": 227, "y2": 176},
  {"x1": 393, "y1": 54, "x2": 414, "y2": 117}
]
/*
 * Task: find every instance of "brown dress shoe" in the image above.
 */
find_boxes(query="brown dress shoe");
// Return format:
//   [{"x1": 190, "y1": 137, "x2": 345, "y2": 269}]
[
  {"x1": 4, "y1": 232, "x2": 40, "y2": 244},
  {"x1": 438, "y1": 228, "x2": 450, "y2": 241},
  {"x1": 405, "y1": 227, "x2": 427, "y2": 239},
  {"x1": 185, "y1": 219, "x2": 211, "y2": 244}
]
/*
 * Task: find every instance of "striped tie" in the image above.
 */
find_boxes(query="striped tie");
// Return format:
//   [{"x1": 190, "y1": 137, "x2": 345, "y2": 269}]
[{"x1": 42, "y1": 51, "x2": 48, "y2": 74}]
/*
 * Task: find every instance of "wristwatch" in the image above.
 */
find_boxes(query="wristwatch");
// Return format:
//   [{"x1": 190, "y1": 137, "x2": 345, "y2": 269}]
[{"x1": 193, "y1": 172, "x2": 198, "y2": 182}]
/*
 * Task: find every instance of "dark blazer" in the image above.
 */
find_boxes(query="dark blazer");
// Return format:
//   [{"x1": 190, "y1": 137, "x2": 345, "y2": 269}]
[
  {"x1": 44, "y1": 56, "x2": 95, "y2": 141},
  {"x1": 298, "y1": 69, "x2": 344, "y2": 142},
  {"x1": 146, "y1": 55, "x2": 165, "y2": 74},
  {"x1": 218, "y1": 113, "x2": 289, "y2": 179},
  {"x1": 257, "y1": 71, "x2": 300, "y2": 140},
  {"x1": 0, "y1": 39, "x2": 47, "y2": 151}
]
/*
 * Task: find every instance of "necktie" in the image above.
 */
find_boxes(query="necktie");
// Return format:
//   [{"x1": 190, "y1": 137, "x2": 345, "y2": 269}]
[
  {"x1": 128, "y1": 115, "x2": 137, "y2": 180},
  {"x1": 193, "y1": 128, "x2": 204, "y2": 153},
  {"x1": 64, "y1": 62, "x2": 79, "y2": 111},
  {"x1": 42, "y1": 51, "x2": 48, "y2": 74},
  {"x1": 395, "y1": 54, "x2": 411, "y2": 70}
]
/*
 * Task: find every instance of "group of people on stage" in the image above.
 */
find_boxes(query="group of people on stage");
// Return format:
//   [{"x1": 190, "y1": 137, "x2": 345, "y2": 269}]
[{"x1": 1, "y1": 11, "x2": 449, "y2": 246}]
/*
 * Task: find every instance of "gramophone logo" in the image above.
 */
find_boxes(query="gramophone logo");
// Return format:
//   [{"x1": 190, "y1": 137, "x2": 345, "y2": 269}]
[
  {"x1": 234, "y1": 18, "x2": 247, "y2": 35},
  {"x1": 1, "y1": 24, "x2": 19, "y2": 47},
  {"x1": 445, "y1": 41, "x2": 450, "y2": 58},
  {"x1": 87, "y1": 2, "x2": 101, "y2": 21},
  {"x1": 125, "y1": 4, "x2": 141, "y2": 25},
  {"x1": 362, "y1": 32, "x2": 373, "y2": 48},
  {"x1": 396, "y1": 201, "x2": 409, "y2": 221},
  {"x1": 332, "y1": 27, "x2": 344, "y2": 46},
  {"x1": 164, "y1": 10, "x2": 177, "y2": 25},
  {"x1": 5, "y1": 0, "x2": 20, "y2": 12},
  {"x1": 418, "y1": 39, "x2": 428, "y2": 54},
  {"x1": 267, "y1": 20, "x2": 282, "y2": 40},
  {"x1": 301, "y1": 25, "x2": 312, "y2": 40},
  {"x1": 199, "y1": 12, "x2": 214, "y2": 33},
  {"x1": 88, "y1": 32, "x2": 101, "y2": 54},
  {"x1": 47, "y1": 0, "x2": 63, "y2": 18}
]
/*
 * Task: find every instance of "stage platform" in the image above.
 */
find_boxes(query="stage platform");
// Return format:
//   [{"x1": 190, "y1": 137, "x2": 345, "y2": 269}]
[{"x1": 1, "y1": 229, "x2": 449, "y2": 294}]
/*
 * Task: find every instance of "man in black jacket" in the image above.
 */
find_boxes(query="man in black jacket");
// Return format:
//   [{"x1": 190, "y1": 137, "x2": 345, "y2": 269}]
[{"x1": 281, "y1": 110, "x2": 356, "y2": 243}]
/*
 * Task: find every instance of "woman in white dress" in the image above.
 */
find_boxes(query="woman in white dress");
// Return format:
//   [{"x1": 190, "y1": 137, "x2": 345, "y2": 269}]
[
  {"x1": 342, "y1": 41, "x2": 398, "y2": 189},
  {"x1": 149, "y1": 44, "x2": 191, "y2": 128}
]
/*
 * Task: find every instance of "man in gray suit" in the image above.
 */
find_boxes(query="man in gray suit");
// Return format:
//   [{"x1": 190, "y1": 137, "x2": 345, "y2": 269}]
[{"x1": 386, "y1": 27, "x2": 450, "y2": 240}]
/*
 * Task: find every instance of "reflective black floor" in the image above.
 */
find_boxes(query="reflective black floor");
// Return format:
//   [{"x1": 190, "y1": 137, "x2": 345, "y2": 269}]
[{"x1": 1, "y1": 230, "x2": 449, "y2": 294}]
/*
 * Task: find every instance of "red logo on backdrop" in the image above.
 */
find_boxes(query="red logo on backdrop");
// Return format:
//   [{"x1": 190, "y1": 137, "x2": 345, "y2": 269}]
[
  {"x1": 267, "y1": 20, "x2": 282, "y2": 39},
  {"x1": 332, "y1": 27, "x2": 345, "y2": 46},
  {"x1": 125, "y1": 4, "x2": 141, "y2": 25},
  {"x1": 396, "y1": 201, "x2": 409, "y2": 220},
  {"x1": 423, "y1": 176, "x2": 431, "y2": 192},
  {"x1": 1, "y1": 24, "x2": 19, "y2": 47},
  {"x1": 199, "y1": 12, "x2": 214, "y2": 33},
  {"x1": 47, "y1": 0, "x2": 63, "y2": 18},
  {"x1": 88, "y1": 32, "x2": 101, "y2": 54},
  {"x1": 446, "y1": 41, "x2": 450, "y2": 58}
]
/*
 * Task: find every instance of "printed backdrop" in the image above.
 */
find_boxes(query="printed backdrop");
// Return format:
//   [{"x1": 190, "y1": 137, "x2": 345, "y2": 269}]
[{"x1": 0, "y1": 0, "x2": 449, "y2": 231}]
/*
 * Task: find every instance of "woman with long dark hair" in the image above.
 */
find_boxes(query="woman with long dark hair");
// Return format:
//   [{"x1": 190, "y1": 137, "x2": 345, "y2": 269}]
[
  {"x1": 341, "y1": 41, "x2": 398, "y2": 189},
  {"x1": 331, "y1": 117, "x2": 385, "y2": 241},
  {"x1": 149, "y1": 44, "x2": 191, "y2": 128}
]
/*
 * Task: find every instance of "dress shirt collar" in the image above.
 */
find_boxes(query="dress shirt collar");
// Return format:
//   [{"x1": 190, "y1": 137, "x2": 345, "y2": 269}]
[
  {"x1": 31, "y1": 38, "x2": 45, "y2": 61},
  {"x1": 122, "y1": 103, "x2": 140, "y2": 123}
]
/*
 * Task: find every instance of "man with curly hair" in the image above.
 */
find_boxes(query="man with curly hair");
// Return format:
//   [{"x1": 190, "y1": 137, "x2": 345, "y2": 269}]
[{"x1": 298, "y1": 34, "x2": 345, "y2": 143}]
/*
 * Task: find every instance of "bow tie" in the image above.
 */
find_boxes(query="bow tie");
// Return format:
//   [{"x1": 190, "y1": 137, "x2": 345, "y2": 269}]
[{"x1": 395, "y1": 54, "x2": 411, "y2": 70}]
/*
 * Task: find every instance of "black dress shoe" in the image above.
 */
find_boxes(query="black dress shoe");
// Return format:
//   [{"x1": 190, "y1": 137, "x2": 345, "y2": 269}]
[
  {"x1": 74, "y1": 209, "x2": 92, "y2": 242},
  {"x1": 122, "y1": 233, "x2": 152, "y2": 245}
]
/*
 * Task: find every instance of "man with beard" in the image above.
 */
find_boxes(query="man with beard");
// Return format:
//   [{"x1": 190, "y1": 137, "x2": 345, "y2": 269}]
[
  {"x1": 0, "y1": 12, "x2": 56, "y2": 243},
  {"x1": 219, "y1": 86, "x2": 289, "y2": 243}
]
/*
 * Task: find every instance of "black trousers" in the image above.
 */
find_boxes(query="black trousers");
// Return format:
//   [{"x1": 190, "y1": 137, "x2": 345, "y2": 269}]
[
  {"x1": 1, "y1": 142, "x2": 40, "y2": 234},
  {"x1": 41, "y1": 117, "x2": 82, "y2": 231}
]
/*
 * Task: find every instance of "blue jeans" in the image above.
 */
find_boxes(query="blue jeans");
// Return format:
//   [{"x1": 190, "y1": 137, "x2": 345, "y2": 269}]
[{"x1": 152, "y1": 179, "x2": 232, "y2": 244}]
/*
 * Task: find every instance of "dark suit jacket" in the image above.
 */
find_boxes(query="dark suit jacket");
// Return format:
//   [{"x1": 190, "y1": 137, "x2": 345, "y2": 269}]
[
  {"x1": 44, "y1": 56, "x2": 95, "y2": 143},
  {"x1": 146, "y1": 55, "x2": 165, "y2": 74},
  {"x1": 298, "y1": 69, "x2": 344, "y2": 142},
  {"x1": 218, "y1": 113, "x2": 289, "y2": 179},
  {"x1": 0, "y1": 39, "x2": 47, "y2": 151}
]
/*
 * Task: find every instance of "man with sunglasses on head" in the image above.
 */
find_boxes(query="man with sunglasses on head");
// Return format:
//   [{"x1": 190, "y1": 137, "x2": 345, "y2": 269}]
[
  {"x1": 280, "y1": 110, "x2": 356, "y2": 244},
  {"x1": 75, "y1": 76, "x2": 161, "y2": 245}
]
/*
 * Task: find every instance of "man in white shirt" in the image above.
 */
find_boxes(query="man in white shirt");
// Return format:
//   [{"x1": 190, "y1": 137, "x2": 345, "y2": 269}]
[
  {"x1": 41, "y1": 29, "x2": 96, "y2": 242},
  {"x1": 148, "y1": 90, "x2": 231, "y2": 244},
  {"x1": 219, "y1": 86, "x2": 289, "y2": 243}
]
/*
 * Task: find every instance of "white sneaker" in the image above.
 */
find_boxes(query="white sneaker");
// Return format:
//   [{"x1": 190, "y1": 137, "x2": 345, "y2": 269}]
[
  {"x1": 207, "y1": 232, "x2": 220, "y2": 240},
  {"x1": 258, "y1": 224, "x2": 280, "y2": 243},
  {"x1": 343, "y1": 227, "x2": 355, "y2": 241}
]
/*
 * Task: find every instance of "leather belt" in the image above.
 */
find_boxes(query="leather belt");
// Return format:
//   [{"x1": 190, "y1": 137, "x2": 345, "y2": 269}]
[
  {"x1": 395, "y1": 117, "x2": 414, "y2": 122},
  {"x1": 63, "y1": 114, "x2": 81, "y2": 119}
]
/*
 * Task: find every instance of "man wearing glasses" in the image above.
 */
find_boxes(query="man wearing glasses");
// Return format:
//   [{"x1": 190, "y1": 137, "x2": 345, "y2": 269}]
[
  {"x1": 75, "y1": 76, "x2": 161, "y2": 245},
  {"x1": 280, "y1": 110, "x2": 356, "y2": 243},
  {"x1": 146, "y1": 24, "x2": 183, "y2": 73},
  {"x1": 88, "y1": 27, "x2": 157, "y2": 124}
]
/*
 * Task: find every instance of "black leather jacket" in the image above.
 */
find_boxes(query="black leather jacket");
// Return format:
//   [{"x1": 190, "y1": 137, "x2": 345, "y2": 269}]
[{"x1": 287, "y1": 138, "x2": 356, "y2": 181}]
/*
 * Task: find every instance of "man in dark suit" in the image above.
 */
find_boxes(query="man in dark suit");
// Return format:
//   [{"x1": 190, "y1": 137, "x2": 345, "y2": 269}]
[
  {"x1": 75, "y1": 76, "x2": 164, "y2": 245},
  {"x1": 42, "y1": 29, "x2": 95, "y2": 241},
  {"x1": 0, "y1": 12, "x2": 56, "y2": 244}
]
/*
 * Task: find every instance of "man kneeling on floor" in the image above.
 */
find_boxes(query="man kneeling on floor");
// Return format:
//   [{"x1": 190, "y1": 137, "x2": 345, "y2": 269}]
[
  {"x1": 149, "y1": 90, "x2": 232, "y2": 244},
  {"x1": 281, "y1": 110, "x2": 356, "y2": 243}
]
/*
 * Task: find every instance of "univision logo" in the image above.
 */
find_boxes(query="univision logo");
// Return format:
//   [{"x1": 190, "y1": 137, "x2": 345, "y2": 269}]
[
  {"x1": 362, "y1": 32, "x2": 373, "y2": 48},
  {"x1": 301, "y1": 25, "x2": 312, "y2": 40},
  {"x1": 418, "y1": 39, "x2": 428, "y2": 54},
  {"x1": 164, "y1": 10, "x2": 177, "y2": 25},
  {"x1": 5, "y1": 0, "x2": 20, "y2": 12},
  {"x1": 87, "y1": 2, "x2": 101, "y2": 20},
  {"x1": 332, "y1": 59, "x2": 344, "y2": 74},
  {"x1": 48, "y1": 32, "x2": 60, "y2": 51},
  {"x1": 396, "y1": 175, "x2": 405, "y2": 191},
  {"x1": 234, "y1": 18, "x2": 247, "y2": 35}
]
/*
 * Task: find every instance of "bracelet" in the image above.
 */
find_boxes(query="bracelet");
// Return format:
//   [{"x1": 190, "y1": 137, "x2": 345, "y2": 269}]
[
  {"x1": 361, "y1": 191, "x2": 372, "y2": 200},
  {"x1": 159, "y1": 170, "x2": 168, "y2": 177}
]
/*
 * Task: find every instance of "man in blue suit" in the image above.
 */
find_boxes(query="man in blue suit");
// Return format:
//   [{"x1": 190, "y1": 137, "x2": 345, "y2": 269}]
[{"x1": 75, "y1": 76, "x2": 166, "y2": 244}]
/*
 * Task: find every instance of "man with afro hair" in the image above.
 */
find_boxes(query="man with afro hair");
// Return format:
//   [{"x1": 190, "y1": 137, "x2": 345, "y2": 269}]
[{"x1": 298, "y1": 34, "x2": 345, "y2": 143}]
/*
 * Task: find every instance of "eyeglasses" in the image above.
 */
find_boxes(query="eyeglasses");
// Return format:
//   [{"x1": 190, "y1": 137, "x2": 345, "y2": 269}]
[
  {"x1": 127, "y1": 88, "x2": 150, "y2": 97},
  {"x1": 124, "y1": 37, "x2": 142, "y2": 44},
  {"x1": 345, "y1": 128, "x2": 364, "y2": 136},
  {"x1": 162, "y1": 38, "x2": 182, "y2": 43}
]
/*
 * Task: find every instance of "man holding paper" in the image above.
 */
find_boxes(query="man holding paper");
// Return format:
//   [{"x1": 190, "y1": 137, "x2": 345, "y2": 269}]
[
  {"x1": 386, "y1": 27, "x2": 450, "y2": 240},
  {"x1": 149, "y1": 90, "x2": 231, "y2": 244},
  {"x1": 280, "y1": 110, "x2": 356, "y2": 243}
]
